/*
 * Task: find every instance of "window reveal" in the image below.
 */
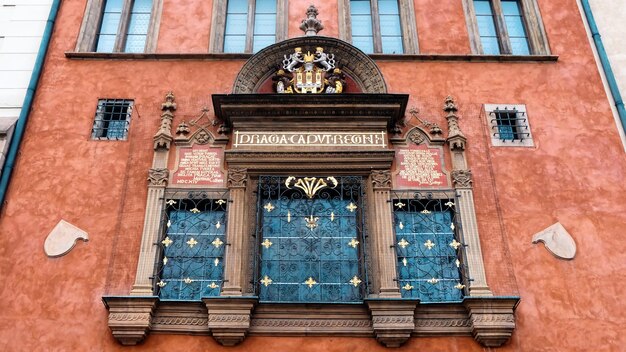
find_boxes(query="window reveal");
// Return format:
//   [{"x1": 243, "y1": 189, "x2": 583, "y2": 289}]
[{"x1": 91, "y1": 99, "x2": 133, "y2": 140}]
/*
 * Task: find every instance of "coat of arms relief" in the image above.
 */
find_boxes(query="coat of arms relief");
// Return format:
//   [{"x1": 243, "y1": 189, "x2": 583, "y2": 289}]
[{"x1": 273, "y1": 47, "x2": 346, "y2": 94}]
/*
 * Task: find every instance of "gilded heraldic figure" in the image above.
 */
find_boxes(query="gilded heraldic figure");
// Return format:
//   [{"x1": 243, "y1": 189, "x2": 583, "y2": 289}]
[{"x1": 276, "y1": 46, "x2": 344, "y2": 94}]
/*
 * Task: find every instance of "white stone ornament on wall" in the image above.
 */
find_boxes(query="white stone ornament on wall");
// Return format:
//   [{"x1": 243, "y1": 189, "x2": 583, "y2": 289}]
[
  {"x1": 532, "y1": 222, "x2": 576, "y2": 260},
  {"x1": 44, "y1": 220, "x2": 89, "y2": 257}
]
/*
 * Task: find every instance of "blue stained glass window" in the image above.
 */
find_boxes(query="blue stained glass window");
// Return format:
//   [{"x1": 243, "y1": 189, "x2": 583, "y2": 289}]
[
  {"x1": 257, "y1": 176, "x2": 366, "y2": 303},
  {"x1": 96, "y1": 0, "x2": 123, "y2": 52},
  {"x1": 350, "y1": 0, "x2": 404, "y2": 54},
  {"x1": 502, "y1": 0, "x2": 530, "y2": 55},
  {"x1": 124, "y1": 0, "x2": 153, "y2": 53},
  {"x1": 156, "y1": 196, "x2": 228, "y2": 300},
  {"x1": 393, "y1": 196, "x2": 466, "y2": 302},
  {"x1": 350, "y1": 0, "x2": 374, "y2": 53},
  {"x1": 474, "y1": 0, "x2": 500, "y2": 55},
  {"x1": 253, "y1": 0, "x2": 276, "y2": 53}
]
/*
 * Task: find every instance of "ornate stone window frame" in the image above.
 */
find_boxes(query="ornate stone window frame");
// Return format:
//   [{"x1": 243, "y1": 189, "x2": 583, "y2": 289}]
[
  {"x1": 338, "y1": 0, "x2": 419, "y2": 54},
  {"x1": 208, "y1": 0, "x2": 289, "y2": 53},
  {"x1": 461, "y1": 0, "x2": 550, "y2": 55},
  {"x1": 75, "y1": 0, "x2": 163, "y2": 52}
]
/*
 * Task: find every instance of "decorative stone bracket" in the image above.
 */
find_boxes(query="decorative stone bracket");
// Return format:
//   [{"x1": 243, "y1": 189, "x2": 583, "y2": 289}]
[
  {"x1": 202, "y1": 297, "x2": 258, "y2": 346},
  {"x1": 102, "y1": 296, "x2": 158, "y2": 346},
  {"x1": 366, "y1": 299, "x2": 419, "y2": 347},
  {"x1": 463, "y1": 297, "x2": 520, "y2": 347}
]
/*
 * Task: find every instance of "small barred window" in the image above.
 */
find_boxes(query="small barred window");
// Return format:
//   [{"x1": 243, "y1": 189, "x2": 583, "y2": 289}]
[
  {"x1": 91, "y1": 99, "x2": 133, "y2": 140},
  {"x1": 485, "y1": 104, "x2": 534, "y2": 147}
]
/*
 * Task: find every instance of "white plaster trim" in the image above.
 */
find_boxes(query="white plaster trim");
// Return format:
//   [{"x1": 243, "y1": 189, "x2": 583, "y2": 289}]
[{"x1": 484, "y1": 104, "x2": 534, "y2": 148}]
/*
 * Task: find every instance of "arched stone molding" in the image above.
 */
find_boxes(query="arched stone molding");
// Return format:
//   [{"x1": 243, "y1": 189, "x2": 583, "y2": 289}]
[{"x1": 232, "y1": 36, "x2": 387, "y2": 94}]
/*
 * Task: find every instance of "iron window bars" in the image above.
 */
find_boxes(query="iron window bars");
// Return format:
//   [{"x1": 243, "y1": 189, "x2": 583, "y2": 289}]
[
  {"x1": 255, "y1": 175, "x2": 368, "y2": 303},
  {"x1": 154, "y1": 189, "x2": 229, "y2": 300},
  {"x1": 490, "y1": 107, "x2": 530, "y2": 142},
  {"x1": 392, "y1": 190, "x2": 469, "y2": 302},
  {"x1": 91, "y1": 99, "x2": 133, "y2": 140}
]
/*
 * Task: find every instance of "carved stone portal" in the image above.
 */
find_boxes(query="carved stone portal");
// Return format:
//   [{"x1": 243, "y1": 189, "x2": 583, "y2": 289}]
[
  {"x1": 366, "y1": 299, "x2": 419, "y2": 348},
  {"x1": 203, "y1": 297, "x2": 258, "y2": 346}
]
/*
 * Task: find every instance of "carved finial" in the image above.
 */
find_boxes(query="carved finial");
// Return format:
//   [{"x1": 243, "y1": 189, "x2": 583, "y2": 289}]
[
  {"x1": 176, "y1": 120, "x2": 190, "y2": 136},
  {"x1": 407, "y1": 106, "x2": 442, "y2": 136},
  {"x1": 154, "y1": 91, "x2": 176, "y2": 150},
  {"x1": 300, "y1": 5, "x2": 324, "y2": 36},
  {"x1": 443, "y1": 96, "x2": 466, "y2": 150}
]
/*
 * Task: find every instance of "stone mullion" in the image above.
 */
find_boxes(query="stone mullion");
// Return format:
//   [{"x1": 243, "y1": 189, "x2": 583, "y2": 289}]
[
  {"x1": 130, "y1": 184, "x2": 166, "y2": 295},
  {"x1": 221, "y1": 168, "x2": 248, "y2": 296},
  {"x1": 444, "y1": 96, "x2": 493, "y2": 297},
  {"x1": 130, "y1": 92, "x2": 176, "y2": 296},
  {"x1": 369, "y1": 170, "x2": 400, "y2": 298}
]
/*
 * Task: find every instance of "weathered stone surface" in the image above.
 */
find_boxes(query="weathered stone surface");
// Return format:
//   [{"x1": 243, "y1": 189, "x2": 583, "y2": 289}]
[
  {"x1": 532, "y1": 222, "x2": 577, "y2": 260},
  {"x1": 103, "y1": 296, "x2": 158, "y2": 346}
]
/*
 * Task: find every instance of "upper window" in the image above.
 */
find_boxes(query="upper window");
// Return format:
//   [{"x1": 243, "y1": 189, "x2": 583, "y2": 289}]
[
  {"x1": 464, "y1": 0, "x2": 550, "y2": 55},
  {"x1": 210, "y1": 0, "x2": 288, "y2": 53},
  {"x1": 339, "y1": 0, "x2": 419, "y2": 54},
  {"x1": 91, "y1": 99, "x2": 133, "y2": 140},
  {"x1": 76, "y1": 0, "x2": 161, "y2": 53}
]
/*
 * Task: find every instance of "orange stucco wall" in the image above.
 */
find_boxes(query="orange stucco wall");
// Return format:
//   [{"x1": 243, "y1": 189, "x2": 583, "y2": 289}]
[{"x1": 0, "y1": 0, "x2": 624, "y2": 351}]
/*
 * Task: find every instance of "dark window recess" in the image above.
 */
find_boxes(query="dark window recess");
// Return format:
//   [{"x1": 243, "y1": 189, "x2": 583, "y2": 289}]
[
  {"x1": 490, "y1": 108, "x2": 529, "y2": 141},
  {"x1": 91, "y1": 99, "x2": 133, "y2": 140}
]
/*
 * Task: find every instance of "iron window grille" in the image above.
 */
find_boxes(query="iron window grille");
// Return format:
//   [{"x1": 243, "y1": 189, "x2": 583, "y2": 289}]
[
  {"x1": 91, "y1": 99, "x2": 133, "y2": 140},
  {"x1": 392, "y1": 190, "x2": 469, "y2": 302},
  {"x1": 255, "y1": 175, "x2": 369, "y2": 303},
  {"x1": 490, "y1": 107, "x2": 530, "y2": 142},
  {"x1": 154, "y1": 190, "x2": 229, "y2": 301}
]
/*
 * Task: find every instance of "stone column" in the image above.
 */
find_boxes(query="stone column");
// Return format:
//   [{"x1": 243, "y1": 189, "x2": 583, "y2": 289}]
[
  {"x1": 444, "y1": 96, "x2": 493, "y2": 297},
  {"x1": 221, "y1": 168, "x2": 248, "y2": 296},
  {"x1": 369, "y1": 170, "x2": 401, "y2": 298},
  {"x1": 130, "y1": 92, "x2": 176, "y2": 295}
]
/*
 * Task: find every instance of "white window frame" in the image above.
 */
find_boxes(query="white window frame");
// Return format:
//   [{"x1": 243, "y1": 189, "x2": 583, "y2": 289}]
[{"x1": 485, "y1": 103, "x2": 535, "y2": 147}]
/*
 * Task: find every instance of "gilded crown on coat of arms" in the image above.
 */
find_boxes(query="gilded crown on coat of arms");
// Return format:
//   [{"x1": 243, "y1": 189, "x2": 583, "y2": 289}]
[{"x1": 273, "y1": 47, "x2": 346, "y2": 94}]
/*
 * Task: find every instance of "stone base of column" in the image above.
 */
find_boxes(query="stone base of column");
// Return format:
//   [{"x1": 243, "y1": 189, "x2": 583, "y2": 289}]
[
  {"x1": 102, "y1": 296, "x2": 158, "y2": 346},
  {"x1": 203, "y1": 297, "x2": 258, "y2": 346},
  {"x1": 366, "y1": 299, "x2": 419, "y2": 348},
  {"x1": 463, "y1": 297, "x2": 520, "y2": 347}
]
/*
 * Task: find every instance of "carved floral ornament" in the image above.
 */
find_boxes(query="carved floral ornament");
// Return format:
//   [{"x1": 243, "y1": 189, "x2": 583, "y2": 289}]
[{"x1": 273, "y1": 47, "x2": 346, "y2": 94}]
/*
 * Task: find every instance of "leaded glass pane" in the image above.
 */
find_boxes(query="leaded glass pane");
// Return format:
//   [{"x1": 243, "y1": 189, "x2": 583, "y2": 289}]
[
  {"x1": 378, "y1": 0, "x2": 399, "y2": 15},
  {"x1": 393, "y1": 193, "x2": 467, "y2": 302},
  {"x1": 352, "y1": 36, "x2": 374, "y2": 53},
  {"x1": 227, "y1": 0, "x2": 248, "y2": 13},
  {"x1": 257, "y1": 176, "x2": 366, "y2": 303},
  {"x1": 255, "y1": 0, "x2": 276, "y2": 13},
  {"x1": 474, "y1": 0, "x2": 501, "y2": 55},
  {"x1": 156, "y1": 193, "x2": 228, "y2": 300},
  {"x1": 350, "y1": 0, "x2": 372, "y2": 15},
  {"x1": 254, "y1": 13, "x2": 276, "y2": 35},
  {"x1": 253, "y1": 35, "x2": 275, "y2": 53},
  {"x1": 381, "y1": 35, "x2": 403, "y2": 54},
  {"x1": 123, "y1": 0, "x2": 152, "y2": 52},
  {"x1": 502, "y1": 1, "x2": 530, "y2": 55},
  {"x1": 224, "y1": 35, "x2": 246, "y2": 53},
  {"x1": 96, "y1": 0, "x2": 123, "y2": 52}
]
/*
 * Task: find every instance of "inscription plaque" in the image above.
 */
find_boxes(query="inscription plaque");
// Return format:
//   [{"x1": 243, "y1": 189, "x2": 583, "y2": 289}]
[
  {"x1": 395, "y1": 144, "x2": 448, "y2": 188},
  {"x1": 234, "y1": 131, "x2": 387, "y2": 148},
  {"x1": 171, "y1": 145, "x2": 225, "y2": 187}
]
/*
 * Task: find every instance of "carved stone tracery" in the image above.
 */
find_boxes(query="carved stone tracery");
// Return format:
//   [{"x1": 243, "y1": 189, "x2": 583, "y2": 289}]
[
  {"x1": 451, "y1": 169, "x2": 472, "y2": 188},
  {"x1": 227, "y1": 168, "x2": 248, "y2": 188}
]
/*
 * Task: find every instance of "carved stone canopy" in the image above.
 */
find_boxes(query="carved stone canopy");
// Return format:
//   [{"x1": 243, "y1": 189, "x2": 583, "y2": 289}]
[
  {"x1": 212, "y1": 93, "x2": 408, "y2": 134},
  {"x1": 232, "y1": 36, "x2": 387, "y2": 94}
]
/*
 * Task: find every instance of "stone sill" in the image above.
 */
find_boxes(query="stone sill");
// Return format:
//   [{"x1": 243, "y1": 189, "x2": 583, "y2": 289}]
[
  {"x1": 65, "y1": 51, "x2": 558, "y2": 63},
  {"x1": 103, "y1": 296, "x2": 520, "y2": 348}
]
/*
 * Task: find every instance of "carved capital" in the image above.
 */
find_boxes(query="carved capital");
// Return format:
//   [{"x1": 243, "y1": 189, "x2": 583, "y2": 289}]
[
  {"x1": 148, "y1": 168, "x2": 169, "y2": 187},
  {"x1": 203, "y1": 297, "x2": 258, "y2": 346},
  {"x1": 227, "y1": 168, "x2": 248, "y2": 188},
  {"x1": 371, "y1": 170, "x2": 392, "y2": 189},
  {"x1": 451, "y1": 169, "x2": 472, "y2": 188},
  {"x1": 464, "y1": 297, "x2": 519, "y2": 347},
  {"x1": 103, "y1": 296, "x2": 158, "y2": 346},
  {"x1": 366, "y1": 299, "x2": 419, "y2": 348}
]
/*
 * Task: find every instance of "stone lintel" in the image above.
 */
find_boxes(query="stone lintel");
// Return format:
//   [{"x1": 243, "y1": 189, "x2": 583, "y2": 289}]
[
  {"x1": 366, "y1": 299, "x2": 419, "y2": 348},
  {"x1": 102, "y1": 296, "x2": 158, "y2": 346},
  {"x1": 203, "y1": 296, "x2": 258, "y2": 346},
  {"x1": 463, "y1": 296, "x2": 520, "y2": 347}
]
